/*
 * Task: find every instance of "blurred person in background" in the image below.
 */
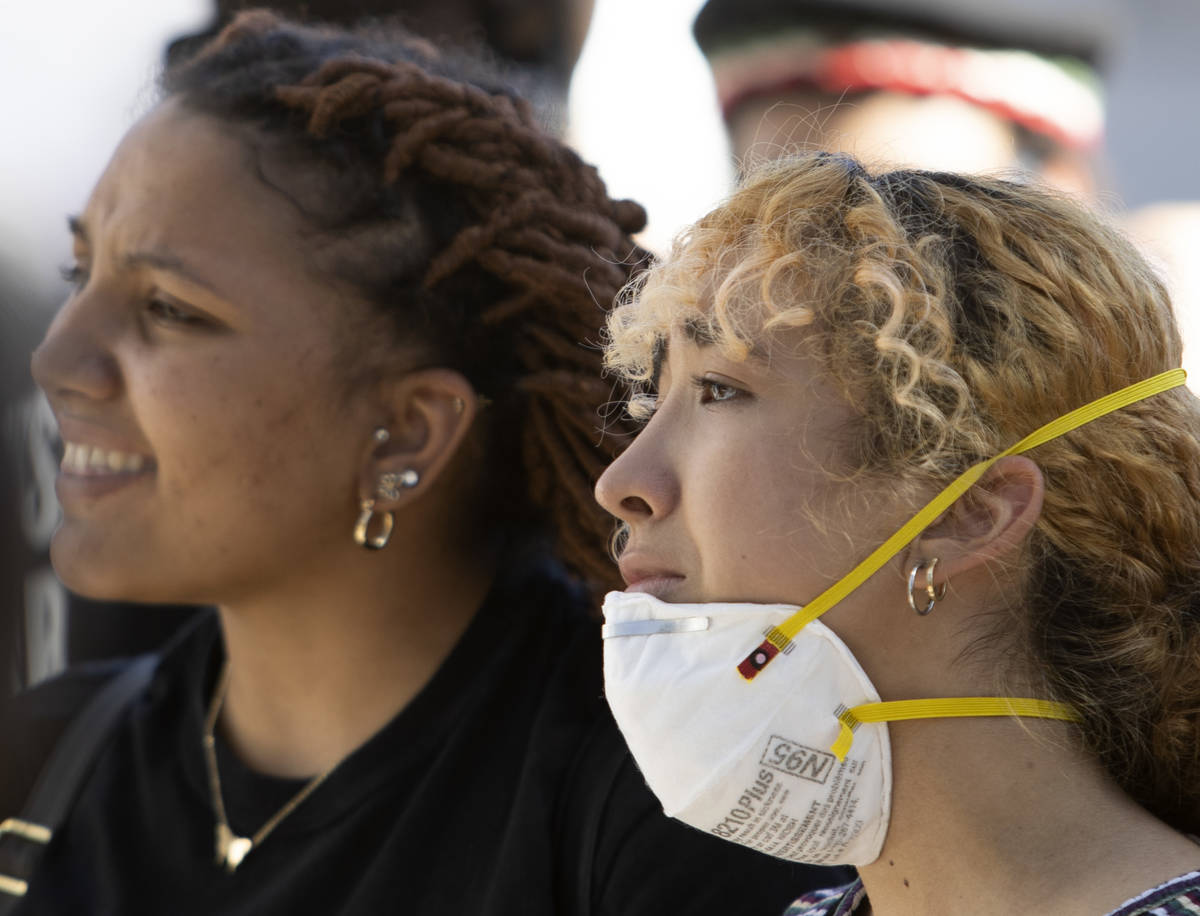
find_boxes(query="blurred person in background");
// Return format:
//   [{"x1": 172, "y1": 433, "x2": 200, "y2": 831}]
[
  {"x1": 166, "y1": 0, "x2": 597, "y2": 131},
  {"x1": 691, "y1": 0, "x2": 1116, "y2": 194},
  {"x1": 0, "y1": 289, "x2": 42, "y2": 700},
  {"x1": 0, "y1": 12, "x2": 829, "y2": 914}
]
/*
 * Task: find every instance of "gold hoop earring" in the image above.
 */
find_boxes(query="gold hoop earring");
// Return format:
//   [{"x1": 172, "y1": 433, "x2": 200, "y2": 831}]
[
  {"x1": 353, "y1": 498, "x2": 393, "y2": 550},
  {"x1": 907, "y1": 557, "x2": 946, "y2": 615}
]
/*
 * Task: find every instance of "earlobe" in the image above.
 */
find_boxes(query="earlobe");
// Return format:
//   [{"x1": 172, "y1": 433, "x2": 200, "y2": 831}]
[{"x1": 912, "y1": 455, "x2": 1045, "y2": 582}]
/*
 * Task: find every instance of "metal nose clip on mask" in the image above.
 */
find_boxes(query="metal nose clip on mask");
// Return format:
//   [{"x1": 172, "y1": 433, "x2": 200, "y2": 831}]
[{"x1": 602, "y1": 369, "x2": 1186, "y2": 867}]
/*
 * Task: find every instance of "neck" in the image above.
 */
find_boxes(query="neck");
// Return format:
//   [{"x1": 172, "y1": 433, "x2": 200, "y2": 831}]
[
  {"x1": 857, "y1": 717, "x2": 1199, "y2": 916},
  {"x1": 213, "y1": 531, "x2": 496, "y2": 779}
]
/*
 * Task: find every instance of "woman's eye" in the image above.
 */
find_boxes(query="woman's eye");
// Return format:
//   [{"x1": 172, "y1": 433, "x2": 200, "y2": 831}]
[
  {"x1": 694, "y1": 377, "x2": 743, "y2": 405},
  {"x1": 146, "y1": 297, "x2": 205, "y2": 327},
  {"x1": 59, "y1": 263, "x2": 89, "y2": 289}
]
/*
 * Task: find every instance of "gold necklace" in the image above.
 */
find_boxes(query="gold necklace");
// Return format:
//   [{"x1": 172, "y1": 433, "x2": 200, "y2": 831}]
[{"x1": 202, "y1": 660, "x2": 338, "y2": 873}]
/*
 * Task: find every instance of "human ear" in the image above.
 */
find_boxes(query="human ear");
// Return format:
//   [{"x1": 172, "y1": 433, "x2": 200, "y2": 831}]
[
  {"x1": 908, "y1": 455, "x2": 1045, "y2": 585},
  {"x1": 358, "y1": 368, "x2": 479, "y2": 510}
]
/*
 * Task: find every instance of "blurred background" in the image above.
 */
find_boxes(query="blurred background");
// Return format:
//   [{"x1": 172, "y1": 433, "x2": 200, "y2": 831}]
[{"x1": 3, "y1": 0, "x2": 1200, "y2": 695}]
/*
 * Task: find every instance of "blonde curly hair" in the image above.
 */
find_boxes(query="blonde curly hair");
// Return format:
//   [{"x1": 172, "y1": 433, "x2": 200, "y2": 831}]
[{"x1": 604, "y1": 152, "x2": 1200, "y2": 832}]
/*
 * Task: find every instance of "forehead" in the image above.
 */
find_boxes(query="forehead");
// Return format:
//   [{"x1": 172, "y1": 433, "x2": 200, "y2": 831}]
[
  {"x1": 85, "y1": 99, "x2": 305, "y2": 248},
  {"x1": 78, "y1": 100, "x2": 363, "y2": 338}
]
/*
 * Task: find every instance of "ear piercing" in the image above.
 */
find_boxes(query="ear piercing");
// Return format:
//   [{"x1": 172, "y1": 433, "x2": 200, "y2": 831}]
[
  {"x1": 907, "y1": 557, "x2": 947, "y2": 615},
  {"x1": 367, "y1": 427, "x2": 419, "y2": 502},
  {"x1": 353, "y1": 428, "x2": 418, "y2": 549},
  {"x1": 353, "y1": 470, "x2": 417, "y2": 550},
  {"x1": 376, "y1": 469, "x2": 420, "y2": 501},
  {"x1": 353, "y1": 498, "x2": 393, "y2": 550}
]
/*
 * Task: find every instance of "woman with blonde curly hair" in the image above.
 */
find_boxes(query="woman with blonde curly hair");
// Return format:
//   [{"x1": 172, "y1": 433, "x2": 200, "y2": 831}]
[{"x1": 596, "y1": 152, "x2": 1200, "y2": 915}]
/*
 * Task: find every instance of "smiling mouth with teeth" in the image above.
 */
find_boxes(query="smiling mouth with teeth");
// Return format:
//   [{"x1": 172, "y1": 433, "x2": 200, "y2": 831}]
[{"x1": 61, "y1": 442, "x2": 153, "y2": 475}]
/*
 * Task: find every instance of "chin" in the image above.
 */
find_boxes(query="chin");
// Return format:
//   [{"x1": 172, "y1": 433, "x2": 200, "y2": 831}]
[
  {"x1": 49, "y1": 535, "x2": 161, "y2": 604},
  {"x1": 50, "y1": 562, "x2": 137, "y2": 603}
]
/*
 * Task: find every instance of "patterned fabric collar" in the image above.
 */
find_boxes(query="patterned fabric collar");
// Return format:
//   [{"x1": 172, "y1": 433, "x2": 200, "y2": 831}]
[
  {"x1": 785, "y1": 871, "x2": 1200, "y2": 915},
  {"x1": 783, "y1": 880, "x2": 864, "y2": 916},
  {"x1": 1106, "y1": 870, "x2": 1200, "y2": 916}
]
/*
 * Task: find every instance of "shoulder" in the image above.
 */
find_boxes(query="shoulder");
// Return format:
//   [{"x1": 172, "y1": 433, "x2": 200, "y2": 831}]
[
  {"x1": 0, "y1": 656, "x2": 134, "y2": 813},
  {"x1": 1107, "y1": 871, "x2": 1200, "y2": 916},
  {"x1": 783, "y1": 880, "x2": 865, "y2": 916},
  {"x1": 8, "y1": 609, "x2": 214, "y2": 722},
  {"x1": 492, "y1": 558, "x2": 607, "y2": 714},
  {"x1": 0, "y1": 611, "x2": 215, "y2": 814}
]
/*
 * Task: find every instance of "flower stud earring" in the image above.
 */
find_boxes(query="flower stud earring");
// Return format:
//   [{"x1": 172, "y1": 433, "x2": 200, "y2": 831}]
[{"x1": 376, "y1": 469, "x2": 420, "y2": 501}]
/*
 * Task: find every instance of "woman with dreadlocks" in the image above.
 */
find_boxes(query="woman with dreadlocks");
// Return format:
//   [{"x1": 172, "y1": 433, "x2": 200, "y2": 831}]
[{"x1": 0, "y1": 11, "x2": 821, "y2": 914}]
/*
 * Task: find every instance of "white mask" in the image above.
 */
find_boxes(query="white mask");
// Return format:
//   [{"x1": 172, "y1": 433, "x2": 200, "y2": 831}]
[
  {"x1": 603, "y1": 591, "x2": 891, "y2": 865},
  {"x1": 601, "y1": 369, "x2": 1185, "y2": 867}
]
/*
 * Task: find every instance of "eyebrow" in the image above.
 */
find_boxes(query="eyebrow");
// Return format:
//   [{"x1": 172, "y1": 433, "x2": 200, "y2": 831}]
[
  {"x1": 681, "y1": 317, "x2": 769, "y2": 359},
  {"x1": 68, "y1": 215, "x2": 227, "y2": 299},
  {"x1": 655, "y1": 319, "x2": 716, "y2": 381},
  {"x1": 681, "y1": 318, "x2": 719, "y2": 347},
  {"x1": 650, "y1": 322, "x2": 771, "y2": 389},
  {"x1": 125, "y1": 251, "x2": 228, "y2": 298}
]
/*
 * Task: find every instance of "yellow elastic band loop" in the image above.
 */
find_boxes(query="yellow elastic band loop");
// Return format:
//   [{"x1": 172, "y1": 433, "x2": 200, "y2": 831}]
[
  {"x1": 829, "y1": 697, "x2": 1081, "y2": 760},
  {"x1": 769, "y1": 369, "x2": 1186, "y2": 646}
]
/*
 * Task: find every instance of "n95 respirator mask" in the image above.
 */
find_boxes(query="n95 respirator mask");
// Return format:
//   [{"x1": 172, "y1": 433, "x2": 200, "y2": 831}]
[{"x1": 602, "y1": 591, "x2": 890, "y2": 865}]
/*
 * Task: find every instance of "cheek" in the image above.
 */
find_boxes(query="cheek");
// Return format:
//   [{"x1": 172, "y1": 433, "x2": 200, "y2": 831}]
[
  {"x1": 706, "y1": 447, "x2": 848, "y2": 594},
  {"x1": 687, "y1": 445, "x2": 776, "y2": 559},
  {"x1": 136, "y1": 348, "x2": 354, "y2": 513}
]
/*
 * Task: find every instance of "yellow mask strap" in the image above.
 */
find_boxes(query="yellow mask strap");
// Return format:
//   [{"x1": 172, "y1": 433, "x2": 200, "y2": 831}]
[
  {"x1": 736, "y1": 368, "x2": 1187, "y2": 681},
  {"x1": 830, "y1": 697, "x2": 1081, "y2": 760}
]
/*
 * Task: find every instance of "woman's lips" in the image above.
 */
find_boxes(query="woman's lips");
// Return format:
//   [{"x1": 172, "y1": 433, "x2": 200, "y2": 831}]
[
  {"x1": 625, "y1": 574, "x2": 686, "y2": 597},
  {"x1": 619, "y1": 558, "x2": 686, "y2": 597}
]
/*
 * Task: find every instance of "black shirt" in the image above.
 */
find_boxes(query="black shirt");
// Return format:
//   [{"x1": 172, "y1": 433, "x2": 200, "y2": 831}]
[{"x1": 3, "y1": 567, "x2": 843, "y2": 914}]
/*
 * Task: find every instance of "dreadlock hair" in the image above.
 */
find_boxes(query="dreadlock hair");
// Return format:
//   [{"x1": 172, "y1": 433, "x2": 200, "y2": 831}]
[{"x1": 164, "y1": 10, "x2": 648, "y2": 589}]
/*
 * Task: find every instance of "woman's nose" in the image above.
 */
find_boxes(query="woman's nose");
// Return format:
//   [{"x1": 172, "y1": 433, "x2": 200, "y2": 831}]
[
  {"x1": 594, "y1": 431, "x2": 679, "y2": 525},
  {"x1": 30, "y1": 295, "x2": 122, "y2": 405}
]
